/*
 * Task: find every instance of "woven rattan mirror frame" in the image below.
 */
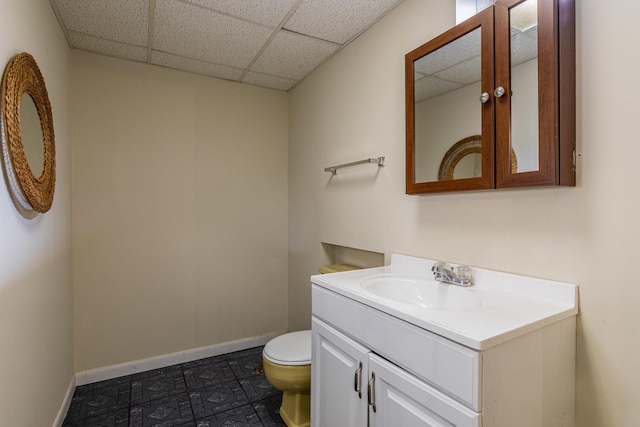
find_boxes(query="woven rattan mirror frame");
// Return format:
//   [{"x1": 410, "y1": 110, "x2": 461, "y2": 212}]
[
  {"x1": 438, "y1": 135, "x2": 517, "y2": 181},
  {"x1": 1, "y1": 52, "x2": 55, "y2": 214}
]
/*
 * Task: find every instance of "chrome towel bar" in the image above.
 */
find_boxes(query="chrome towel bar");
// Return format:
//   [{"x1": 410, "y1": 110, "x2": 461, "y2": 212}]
[{"x1": 325, "y1": 157, "x2": 385, "y2": 175}]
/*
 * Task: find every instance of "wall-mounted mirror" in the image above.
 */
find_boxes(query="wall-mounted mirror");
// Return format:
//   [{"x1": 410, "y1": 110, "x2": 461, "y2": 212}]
[
  {"x1": 1, "y1": 52, "x2": 55, "y2": 215},
  {"x1": 406, "y1": 8, "x2": 495, "y2": 194},
  {"x1": 495, "y1": 0, "x2": 575, "y2": 187},
  {"x1": 507, "y1": 0, "x2": 539, "y2": 174},
  {"x1": 20, "y1": 93, "x2": 45, "y2": 178},
  {"x1": 406, "y1": 0, "x2": 575, "y2": 195}
]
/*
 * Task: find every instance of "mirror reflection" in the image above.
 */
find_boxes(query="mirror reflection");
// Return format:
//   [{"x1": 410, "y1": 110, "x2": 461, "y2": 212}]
[
  {"x1": 437, "y1": 135, "x2": 482, "y2": 181},
  {"x1": 413, "y1": 0, "x2": 540, "y2": 183},
  {"x1": 413, "y1": 27, "x2": 482, "y2": 183},
  {"x1": 438, "y1": 135, "x2": 517, "y2": 181},
  {"x1": 19, "y1": 93, "x2": 44, "y2": 178},
  {"x1": 509, "y1": 0, "x2": 539, "y2": 173},
  {"x1": 454, "y1": 153, "x2": 481, "y2": 179}
]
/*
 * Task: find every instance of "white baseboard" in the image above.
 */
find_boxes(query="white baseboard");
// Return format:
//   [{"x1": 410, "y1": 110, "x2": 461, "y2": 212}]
[
  {"x1": 75, "y1": 331, "x2": 286, "y2": 386},
  {"x1": 52, "y1": 375, "x2": 76, "y2": 427}
]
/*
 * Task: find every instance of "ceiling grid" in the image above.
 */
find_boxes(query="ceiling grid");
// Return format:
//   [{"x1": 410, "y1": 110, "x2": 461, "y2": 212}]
[{"x1": 49, "y1": 0, "x2": 405, "y2": 91}]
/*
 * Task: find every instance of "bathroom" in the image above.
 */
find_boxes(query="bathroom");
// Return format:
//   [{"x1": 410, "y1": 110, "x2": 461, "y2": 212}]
[{"x1": 1, "y1": 0, "x2": 639, "y2": 426}]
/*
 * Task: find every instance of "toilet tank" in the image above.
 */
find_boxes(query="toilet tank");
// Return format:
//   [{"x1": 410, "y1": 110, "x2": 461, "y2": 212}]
[{"x1": 318, "y1": 264, "x2": 361, "y2": 274}]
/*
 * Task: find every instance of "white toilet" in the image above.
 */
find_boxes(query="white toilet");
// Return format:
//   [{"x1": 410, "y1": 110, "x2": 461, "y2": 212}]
[
  {"x1": 262, "y1": 330, "x2": 312, "y2": 427},
  {"x1": 262, "y1": 264, "x2": 360, "y2": 427}
]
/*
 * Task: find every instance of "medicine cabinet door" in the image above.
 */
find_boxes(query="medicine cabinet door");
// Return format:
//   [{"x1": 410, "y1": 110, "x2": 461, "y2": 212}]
[
  {"x1": 494, "y1": 0, "x2": 576, "y2": 187},
  {"x1": 405, "y1": 7, "x2": 495, "y2": 194}
]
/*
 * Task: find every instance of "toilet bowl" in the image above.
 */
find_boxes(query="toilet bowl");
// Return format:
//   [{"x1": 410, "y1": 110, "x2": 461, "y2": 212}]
[{"x1": 263, "y1": 330, "x2": 311, "y2": 427}]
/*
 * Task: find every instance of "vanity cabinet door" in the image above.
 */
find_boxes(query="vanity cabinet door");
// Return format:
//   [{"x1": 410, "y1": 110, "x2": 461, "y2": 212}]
[
  {"x1": 368, "y1": 354, "x2": 480, "y2": 427},
  {"x1": 311, "y1": 317, "x2": 369, "y2": 427}
]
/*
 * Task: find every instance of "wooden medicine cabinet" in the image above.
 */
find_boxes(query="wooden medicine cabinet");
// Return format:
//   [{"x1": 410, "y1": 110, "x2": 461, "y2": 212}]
[{"x1": 405, "y1": 0, "x2": 575, "y2": 194}]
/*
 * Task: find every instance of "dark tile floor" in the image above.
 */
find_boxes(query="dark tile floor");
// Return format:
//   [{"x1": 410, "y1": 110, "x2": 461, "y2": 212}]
[{"x1": 63, "y1": 346, "x2": 287, "y2": 427}]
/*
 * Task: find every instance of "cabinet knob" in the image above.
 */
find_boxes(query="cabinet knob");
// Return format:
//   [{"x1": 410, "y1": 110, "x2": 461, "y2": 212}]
[
  {"x1": 494, "y1": 86, "x2": 506, "y2": 98},
  {"x1": 479, "y1": 92, "x2": 490, "y2": 104}
]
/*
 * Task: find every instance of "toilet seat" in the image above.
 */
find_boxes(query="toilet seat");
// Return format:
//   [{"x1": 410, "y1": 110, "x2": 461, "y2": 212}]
[{"x1": 263, "y1": 330, "x2": 311, "y2": 366}]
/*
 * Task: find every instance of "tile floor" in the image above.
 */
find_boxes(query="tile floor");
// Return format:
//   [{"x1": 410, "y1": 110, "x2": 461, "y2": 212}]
[{"x1": 62, "y1": 346, "x2": 288, "y2": 427}]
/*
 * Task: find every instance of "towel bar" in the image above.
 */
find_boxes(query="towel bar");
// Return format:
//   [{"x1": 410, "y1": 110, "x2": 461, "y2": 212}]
[{"x1": 325, "y1": 157, "x2": 385, "y2": 175}]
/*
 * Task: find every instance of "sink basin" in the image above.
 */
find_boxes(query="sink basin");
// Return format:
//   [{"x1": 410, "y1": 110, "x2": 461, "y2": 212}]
[{"x1": 360, "y1": 274, "x2": 482, "y2": 311}]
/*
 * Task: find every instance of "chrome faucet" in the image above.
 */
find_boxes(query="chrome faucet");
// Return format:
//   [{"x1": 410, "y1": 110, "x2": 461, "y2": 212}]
[{"x1": 431, "y1": 262, "x2": 473, "y2": 287}]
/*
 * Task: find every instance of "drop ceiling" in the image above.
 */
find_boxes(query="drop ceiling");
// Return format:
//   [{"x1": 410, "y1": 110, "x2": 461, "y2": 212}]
[{"x1": 49, "y1": 0, "x2": 405, "y2": 91}]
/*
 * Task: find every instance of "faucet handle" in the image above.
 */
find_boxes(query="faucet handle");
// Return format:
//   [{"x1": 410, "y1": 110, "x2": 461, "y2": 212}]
[
  {"x1": 454, "y1": 265, "x2": 472, "y2": 285},
  {"x1": 432, "y1": 261, "x2": 448, "y2": 272}
]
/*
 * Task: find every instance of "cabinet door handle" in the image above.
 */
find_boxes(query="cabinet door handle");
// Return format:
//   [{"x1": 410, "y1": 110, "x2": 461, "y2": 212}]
[
  {"x1": 353, "y1": 361, "x2": 363, "y2": 399},
  {"x1": 494, "y1": 86, "x2": 506, "y2": 98},
  {"x1": 479, "y1": 92, "x2": 490, "y2": 104},
  {"x1": 367, "y1": 372, "x2": 377, "y2": 413}
]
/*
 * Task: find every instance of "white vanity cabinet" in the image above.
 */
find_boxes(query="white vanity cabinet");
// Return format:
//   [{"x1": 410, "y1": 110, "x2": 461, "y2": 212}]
[
  {"x1": 310, "y1": 255, "x2": 578, "y2": 427},
  {"x1": 312, "y1": 316, "x2": 479, "y2": 427}
]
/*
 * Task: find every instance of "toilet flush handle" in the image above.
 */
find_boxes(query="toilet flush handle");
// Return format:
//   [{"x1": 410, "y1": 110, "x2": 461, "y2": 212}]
[{"x1": 354, "y1": 361, "x2": 363, "y2": 399}]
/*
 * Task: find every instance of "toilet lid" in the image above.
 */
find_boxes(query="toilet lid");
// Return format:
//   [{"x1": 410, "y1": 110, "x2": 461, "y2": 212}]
[{"x1": 263, "y1": 330, "x2": 311, "y2": 365}]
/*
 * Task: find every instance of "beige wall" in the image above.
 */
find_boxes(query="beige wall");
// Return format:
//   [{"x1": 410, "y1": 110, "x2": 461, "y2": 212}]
[
  {"x1": 289, "y1": 0, "x2": 640, "y2": 425},
  {"x1": 0, "y1": 0, "x2": 73, "y2": 426},
  {"x1": 71, "y1": 52, "x2": 289, "y2": 371}
]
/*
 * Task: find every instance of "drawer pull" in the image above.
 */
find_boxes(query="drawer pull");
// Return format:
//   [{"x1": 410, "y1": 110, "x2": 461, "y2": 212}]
[
  {"x1": 367, "y1": 372, "x2": 377, "y2": 413},
  {"x1": 354, "y1": 361, "x2": 363, "y2": 399}
]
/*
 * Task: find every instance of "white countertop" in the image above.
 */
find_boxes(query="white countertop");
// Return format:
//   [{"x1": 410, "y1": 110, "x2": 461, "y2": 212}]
[{"x1": 311, "y1": 254, "x2": 578, "y2": 350}]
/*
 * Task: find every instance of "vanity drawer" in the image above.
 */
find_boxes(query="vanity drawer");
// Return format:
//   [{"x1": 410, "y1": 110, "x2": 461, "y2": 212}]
[{"x1": 312, "y1": 285, "x2": 481, "y2": 411}]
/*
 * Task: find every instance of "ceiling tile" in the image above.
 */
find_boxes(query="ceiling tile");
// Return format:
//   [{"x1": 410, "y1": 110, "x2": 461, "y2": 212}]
[
  {"x1": 153, "y1": 0, "x2": 275, "y2": 68},
  {"x1": 414, "y1": 75, "x2": 462, "y2": 102},
  {"x1": 414, "y1": 27, "x2": 481, "y2": 76},
  {"x1": 434, "y1": 55, "x2": 481, "y2": 86},
  {"x1": 510, "y1": 27, "x2": 538, "y2": 66},
  {"x1": 53, "y1": 0, "x2": 148, "y2": 45},
  {"x1": 184, "y1": 0, "x2": 297, "y2": 27},
  {"x1": 242, "y1": 71, "x2": 298, "y2": 91},
  {"x1": 251, "y1": 30, "x2": 339, "y2": 80},
  {"x1": 510, "y1": 0, "x2": 538, "y2": 32},
  {"x1": 68, "y1": 32, "x2": 147, "y2": 62},
  {"x1": 51, "y1": 0, "x2": 407, "y2": 91},
  {"x1": 284, "y1": 0, "x2": 402, "y2": 44},
  {"x1": 151, "y1": 51, "x2": 244, "y2": 81}
]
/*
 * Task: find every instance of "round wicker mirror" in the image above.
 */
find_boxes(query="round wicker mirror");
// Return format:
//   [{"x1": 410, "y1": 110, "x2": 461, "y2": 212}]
[
  {"x1": 438, "y1": 135, "x2": 517, "y2": 181},
  {"x1": 1, "y1": 52, "x2": 55, "y2": 214}
]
